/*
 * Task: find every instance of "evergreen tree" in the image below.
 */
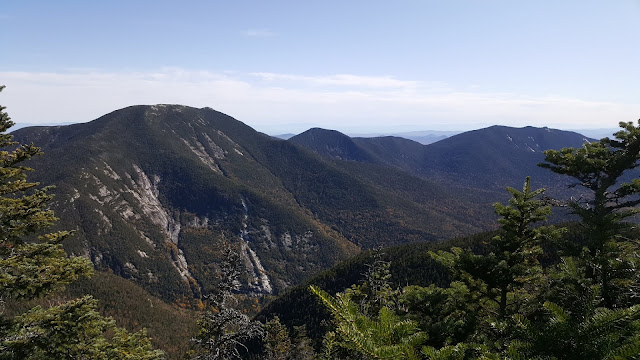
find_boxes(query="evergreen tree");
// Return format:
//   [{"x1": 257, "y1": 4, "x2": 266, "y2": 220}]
[
  {"x1": 289, "y1": 325, "x2": 315, "y2": 360},
  {"x1": 310, "y1": 252, "x2": 426, "y2": 359},
  {"x1": 191, "y1": 244, "x2": 264, "y2": 360},
  {"x1": 263, "y1": 316, "x2": 291, "y2": 360},
  {"x1": 508, "y1": 121, "x2": 640, "y2": 358},
  {"x1": 427, "y1": 177, "x2": 562, "y2": 350},
  {"x1": 508, "y1": 300, "x2": 640, "y2": 359},
  {"x1": 263, "y1": 316, "x2": 316, "y2": 360},
  {"x1": 540, "y1": 120, "x2": 640, "y2": 308},
  {"x1": 310, "y1": 285, "x2": 426, "y2": 360},
  {"x1": 2, "y1": 296, "x2": 162, "y2": 360},
  {"x1": 399, "y1": 282, "x2": 481, "y2": 350},
  {"x1": 348, "y1": 251, "x2": 398, "y2": 318},
  {"x1": 0, "y1": 85, "x2": 91, "y2": 307},
  {"x1": 0, "y1": 86, "x2": 163, "y2": 360}
]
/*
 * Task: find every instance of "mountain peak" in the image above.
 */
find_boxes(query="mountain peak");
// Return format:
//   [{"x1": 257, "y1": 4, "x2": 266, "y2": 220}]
[{"x1": 289, "y1": 128, "x2": 375, "y2": 162}]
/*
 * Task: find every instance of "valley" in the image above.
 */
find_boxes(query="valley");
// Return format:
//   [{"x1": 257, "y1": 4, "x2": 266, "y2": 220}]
[{"x1": 6, "y1": 104, "x2": 613, "y2": 358}]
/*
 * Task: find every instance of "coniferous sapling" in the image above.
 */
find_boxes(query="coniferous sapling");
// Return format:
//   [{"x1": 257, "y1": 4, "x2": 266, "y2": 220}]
[
  {"x1": 192, "y1": 244, "x2": 264, "y2": 360},
  {"x1": 0, "y1": 86, "x2": 163, "y2": 360}
]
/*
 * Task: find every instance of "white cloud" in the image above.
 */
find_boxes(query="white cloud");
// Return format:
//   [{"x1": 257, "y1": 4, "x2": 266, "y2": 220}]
[
  {"x1": 249, "y1": 72, "x2": 423, "y2": 89},
  {"x1": 1, "y1": 68, "x2": 638, "y2": 134}
]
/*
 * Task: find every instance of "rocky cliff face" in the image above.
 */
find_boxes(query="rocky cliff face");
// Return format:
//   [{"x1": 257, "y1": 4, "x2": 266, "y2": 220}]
[{"x1": 14, "y1": 105, "x2": 360, "y2": 303}]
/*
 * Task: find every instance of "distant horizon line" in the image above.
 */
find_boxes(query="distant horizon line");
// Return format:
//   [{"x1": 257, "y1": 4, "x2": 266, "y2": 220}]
[{"x1": 10, "y1": 120, "x2": 620, "y2": 140}]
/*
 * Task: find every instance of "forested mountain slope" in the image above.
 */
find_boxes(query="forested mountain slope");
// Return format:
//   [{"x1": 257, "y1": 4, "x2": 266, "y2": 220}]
[
  {"x1": 256, "y1": 222, "x2": 601, "y2": 348},
  {"x1": 291, "y1": 125, "x2": 592, "y2": 197},
  {"x1": 13, "y1": 105, "x2": 357, "y2": 302},
  {"x1": 11, "y1": 105, "x2": 486, "y2": 305}
]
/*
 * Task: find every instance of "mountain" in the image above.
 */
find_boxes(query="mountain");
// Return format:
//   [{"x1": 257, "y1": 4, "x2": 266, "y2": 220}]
[
  {"x1": 290, "y1": 130, "x2": 425, "y2": 169},
  {"x1": 347, "y1": 130, "x2": 461, "y2": 145},
  {"x1": 291, "y1": 125, "x2": 592, "y2": 197},
  {"x1": 272, "y1": 133, "x2": 296, "y2": 140},
  {"x1": 11, "y1": 105, "x2": 486, "y2": 307},
  {"x1": 11, "y1": 104, "x2": 598, "y2": 324},
  {"x1": 12, "y1": 105, "x2": 357, "y2": 302},
  {"x1": 288, "y1": 128, "x2": 377, "y2": 162},
  {"x1": 10, "y1": 121, "x2": 78, "y2": 132},
  {"x1": 420, "y1": 125, "x2": 592, "y2": 190}
]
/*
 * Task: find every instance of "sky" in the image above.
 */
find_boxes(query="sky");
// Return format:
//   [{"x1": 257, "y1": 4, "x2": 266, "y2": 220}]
[{"x1": 2, "y1": 0, "x2": 639, "y2": 135}]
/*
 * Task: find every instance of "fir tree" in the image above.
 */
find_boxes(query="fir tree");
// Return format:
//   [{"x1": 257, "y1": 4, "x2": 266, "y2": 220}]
[
  {"x1": 428, "y1": 177, "x2": 562, "y2": 350},
  {"x1": 263, "y1": 316, "x2": 316, "y2": 360},
  {"x1": 310, "y1": 285, "x2": 426, "y2": 360},
  {"x1": 3, "y1": 296, "x2": 162, "y2": 360},
  {"x1": 191, "y1": 244, "x2": 264, "y2": 360},
  {"x1": 0, "y1": 85, "x2": 91, "y2": 306},
  {"x1": 310, "y1": 252, "x2": 426, "y2": 359},
  {"x1": 289, "y1": 325, "x2": 316, "y2": 360},
  {"x1": 263, "y1": 316, "x2": 291, "y2": 360},
  {"x1": 349, "y1": 251, "x2": 398, "y2": 318},
  {"x1": 539, "y1": 120, "x2": 640, "y2": 308},
  {"x1": 0, "y1": 86, "x2": 163, "y2": 360}
]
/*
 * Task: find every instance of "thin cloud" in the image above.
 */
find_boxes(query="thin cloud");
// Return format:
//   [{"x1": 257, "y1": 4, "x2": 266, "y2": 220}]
[
  {"x1": 1, "y1": 69, "x2": 638, "y2": 134},
  {"x1": 250, "y1": 72, "x2": 422, "y2": 89}
]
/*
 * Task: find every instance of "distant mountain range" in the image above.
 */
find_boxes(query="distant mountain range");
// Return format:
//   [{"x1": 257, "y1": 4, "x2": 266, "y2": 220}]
[
  {"x1": 11, "y1": 105, "x2": 597, "y2": 308},
  {"x1": 21, "y1": 122, "x2": 613, "y2": 146},
  {"x1": 290, "y1": 125, "x2": 592, "y2": 197},
  {"x1": 276, "y1": 130, "x2": 460, "y2": 144}
]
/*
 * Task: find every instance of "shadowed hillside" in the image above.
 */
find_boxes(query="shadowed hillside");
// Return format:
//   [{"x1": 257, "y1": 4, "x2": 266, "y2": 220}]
[{"x1": 11, "y1": 105, "x2": 489, "y2": 308}]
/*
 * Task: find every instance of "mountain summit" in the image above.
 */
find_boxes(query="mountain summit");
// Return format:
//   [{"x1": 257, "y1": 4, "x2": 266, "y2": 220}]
[
  {"x1": 14, "y1": 105, "x2": 361, "y2": 301},
  {"x1": 12, "y1": 105, "x2": 594, "y2": 306},
  {"x1": 12, "y1": 105, "x2": 482, "y2": 304}
]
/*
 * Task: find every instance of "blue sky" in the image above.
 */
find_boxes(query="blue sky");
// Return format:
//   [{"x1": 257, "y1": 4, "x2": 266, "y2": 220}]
[{"x1": 2, "y1": 1, "x2": 639, "y2": 134}]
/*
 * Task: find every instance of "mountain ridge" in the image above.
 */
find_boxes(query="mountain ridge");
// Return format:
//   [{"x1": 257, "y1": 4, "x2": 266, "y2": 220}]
[
  {"x1": 290, "y1": 124, "x2": 591, "y2": 194},
  {"x1": 11, "y1": 104, "x2": 491, "y2": 306}
]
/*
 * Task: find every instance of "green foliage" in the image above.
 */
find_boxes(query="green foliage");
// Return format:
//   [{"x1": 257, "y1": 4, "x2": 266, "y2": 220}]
[
  {"x1": 256, "y1": 234, "x2": 488, "y2": 349},
  {"x1": 540, "y1": 120, "x2": 640, "y2": 308},
  {"x1": 289, "y1": 325, "x2": 316, "y2": 360},
  {"x1": 0, "y1": 233, "x2": 92, "y2": 300},
  {"x1": 421, "y1": 342, "x2": 497, "y2": 360},
  {"x1": 0, "y1": 86, "x2": 163, "y2": 360},
  {"x1": 0, "y1": 296, "x2": 163, "y2": 360},
  {"x1": 310, "y1": 285, "x2": 426, "y2": 360},
  {"x1": 263, "y1": 316, "x2": 291, "y2": 360},
  {"x1": 428, "y1": 177, "x2": 561, "y2": 351},
  {"x1": 191, "y1": 244, "x2": 264, "y2": 359},
  {"x1": 0, "y1": 85, "x2": 92, "y2": 301},
  {"x1": 348, "y1": 251, "x2": 398, "y2": 317},
  {"x1": 267, "y1": 123, "x2": 640, "y2": 360},
  {"x1": 400, "y1": 282, "x2": 480, "y2": 348},
  {"x1": 508, "y1": 301, "x2": 640, "y2": 360},
  {"x1": 262, "y1": 315, "x2": 316, "y2": 360},
  {"x1": 65, "y1": 271, "x2": 198, "y2": 359}
]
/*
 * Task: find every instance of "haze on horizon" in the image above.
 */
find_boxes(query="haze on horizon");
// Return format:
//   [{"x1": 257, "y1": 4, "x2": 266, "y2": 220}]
[{"x1": 2, "y1": 1, "x2": 639, "y2": 135}]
